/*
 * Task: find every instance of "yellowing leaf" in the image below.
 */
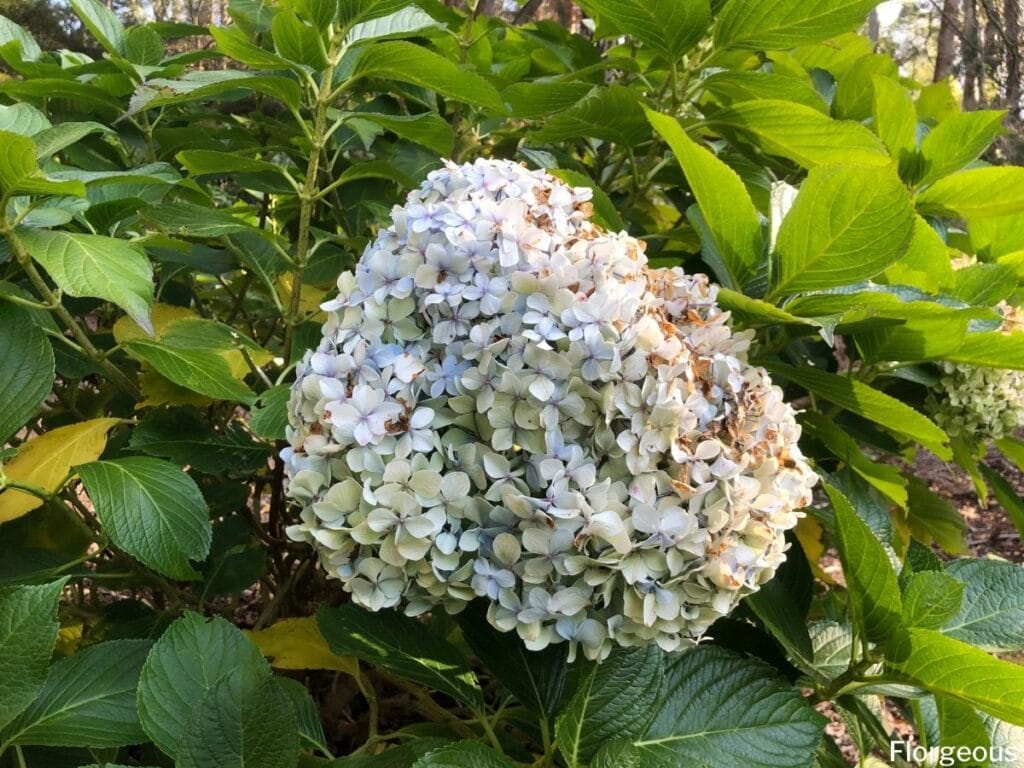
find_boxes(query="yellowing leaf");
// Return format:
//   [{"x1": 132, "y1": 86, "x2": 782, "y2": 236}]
[
  {"x1": 113, "y1": 303, "x2": 195, "y2": 344},
  {"x1": 277, "y1": 274, "x2": 327, "y2": 318},
  {"x1": 137, "y1": 367, "x2": 213, "y2": 409},
  {"x1": 55, "y1": 623, "x2": 83, "y2": 656},
  {"x1": 795, "y1": 515, "x2": 832, "y2": 584},
  {"x1": 244, "y1": 617, "x2": 357, "y2": 674},
  {"x1": 0, "y1": 418, "x2": 121, "y2": 523}
]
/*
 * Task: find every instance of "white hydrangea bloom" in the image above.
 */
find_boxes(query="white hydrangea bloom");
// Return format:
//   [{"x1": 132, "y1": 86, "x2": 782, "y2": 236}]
[
  {"x1": 284, "y1": 158, "x2": 818, "y2": 661},
  {"x1": 929, "y1": 303, "x2": 1024, "y2": 441}
]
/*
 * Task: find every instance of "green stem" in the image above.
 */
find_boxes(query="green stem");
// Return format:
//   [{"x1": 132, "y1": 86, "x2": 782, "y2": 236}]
[
  {"x1": 476, "y1": 711, "x2": 505, "y2": 756},
  {"x1": 282, "y1": 36, "x2": 342, "y2": 364},
  {"x1": 2, "y1": 226, "x2": 141, "y2": 398}
]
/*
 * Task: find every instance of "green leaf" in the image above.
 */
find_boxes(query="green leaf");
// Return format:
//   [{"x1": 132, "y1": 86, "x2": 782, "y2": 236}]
[
  {"x1": 141, "y1": 72, "x2": 301, "y2": 112},
  {"x1": 575, "y1": 0, "x2": 709, "y2": 60},
  {"x1": 901, "y1": 571, "x2": 965, "y2": 629},
  {"x1": 277, "y1": 678, "x2": 329, "y2": 756},
  {"x1": 123, "y1": 339, "x2": 256, "y2": 403},
  {"x1": 701, "y1": 71, "x2": 828, "y2": 113},
  {"x1": 917, "y1": 167, "x2": 1024, "y2": 218},
  {"x1": 942, "y1": 331, "x2": 1024, "y2": 370},
  {"x1": 716, "y1": 288, "x2": 815, "y2": 327},
  {"x1": 555, "y1": 645, "x2": 663, "y2": 768},
  {"x1": 502, "y1": 82, "x2": 593, "y2": 119},
  {"x1": 412, "y1": 741, "x2": 516, "y2": 768},
  {"x1": 350, "y1": 41, "x2": 504, "y2": 113},
  {"x1": 210, "y1": 25, "x2": 293, "y2": 70},
  {"x1": 16, "y1": 228, "x2": 153, "y2": 334},
  {"x1": 711, "y1": 101, "x2": 889, "y2": 168},
  {"x1": 904, "y1": 476, "x2": 969, "y2": 555},
  {"x1": 78, "y1": 458, "x2": 213, "y2": 580},
  {"x1": 0, "y1": 580, "x2": 65, "y2": 732},
  {"x1": 130, "y1": 409, "x2": 270, "y2": 473},
  {"x1": 0, "y1": 130, "x2": 37, "y2": 194},
  {"x1": 0, "y1": 14, "x2": 42, "y2": 60},
  {"x1": 767, "y1": 363, "x2": 951, "y2": 459},
  {"x1": 0, "y1": 103, "x2": 50, "y2": 136},
  {"x1": 918, "y1": 110, "x2": 1005, "y2": 185},
  {"x1": 33, "y1": 122, "x2": 113, "y2": 160},
  {"x1": 715, "y1": 0, "x2": 878, "y2": 50},
  {"x1": 630, "y1": 646, "x2": 826, "y2": 768},
  {"x1": 296, "y1": 0, "x2": 337, "y2": 30},
  {"x1": 936, "y1": 696, "x2": 991, "y2": 758},
  {"x1": 0, "y1": 302, "x2": 54, "y2": 445},
  {"x1": 249, "y1": 384, "x2": 290, "y2": 440},
  {"x1": 647, "y1": 110, "x2": 762, "y2": 288},
  {"x1": 534, "y1": 85, "x2": 650, "y2": 146},
  {"x1": 344, "y1": 112, "x2": 454, "y2": 156},
  {"x1": 272, "y1": 10, "x2": 327, "y2": 69},
  {"x1": 887, "y1": 627, "x2": 1024, "y2": 726},
  {"x1": 137, "y1": 612, "x2": 267, "y2": 759},
  {"x1": 125, "y1": 25, "x2": 165, "y2": 65},
  {"x1": 808, "y1": 621, "x2": 854, "y2": 681},
  {"x1": 943, "y1": 559, "x2": 1024, "y2": 651},
  {"x1": 144, "y1": 201, "x2": 255, "y2": 237},
  {"x1": 70, "y1": 0, "x2": 125, "y2": 54},
  {"x1": 979, "y1": 464, "x2": 1024, "y2": 539},
  {"x1": 317, "y1": 604, "x2": 482, "y2": 711},
  {"x1": 338, "y1": 0, "x2": 410, "y2": 26},
  {"x1": 177, "y1": 667, "x2": 298, "y2": 768},
  {"x1": 177, "y1": 150, "x2": 287, "y2": 177},
  {"x1": 745, "y1": 547, "x2": 815, "y2": 673},
  {"x1": 772, "y1": 164, "x2": 914, "y2": 296},
  {"x1": 871, "y1": 76, "x2": 917, "y2": 167},
  {"x1": 457, "y1": 602, "x2": 568, "y2": 720},
  {"x1": 345, "y1": 7, "x2": 440, "y2": 45},
  {"x1": 825, "y1": 483, "x2": 902, "y2": 643},
  {"x1": 2, "y1": 640, "x2": 150, "y2": 748}
]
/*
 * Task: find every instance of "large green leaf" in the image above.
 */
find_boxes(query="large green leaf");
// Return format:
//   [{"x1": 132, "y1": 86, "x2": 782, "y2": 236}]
[
  {"x1": 0, "y1": 14, "x2": 42, "y2": 60},
  {"x1": 935, "y1": 696, "x2": 991, "y2": 758},
  {"x1": 0, "y1": 130, "x2": 37, "y2": 194},
  {"x1": 943, "y1": 559, "x2": 1024, "y2": 651},
  {"x1": 825, "y1": 484, "x2": 902, "y2": 643},
  {"x1": 457, "y1": 602, "x2": 568, "y2": 720},
  {"x1": 0, "y1": 103, "x2": 49, "y2": 136},
  {"x1": 210, "y1": 25, "x2": 293, "y2": 70},
  {"x1": 33, "y1": 122, "x2": 113, "y2": 160},
  {"x1": 576, "y1": 0, "x2": 708, "y2": 60},
  {"x1": 123, "y1": 339, "x2": 256, "y2": 403},
  {"x1": 745, "y1": 545, "x2": 815, "y2": 674},
  {"x1": 317, "y1": 604, "x2": 482, "y2": 711},
  {"x1": 630, "y1": 646, "x2": 825, "y2": 768},
  {"x1": 349, "y1": 41, "x2": 504, "y2": 112},
  {"x1": 338, "y1": 0, "x2": 410, "y2": 27},
  {"x1": 70, "y1": 0, "x2": 125, "y2": 54},
  {"x1": 340, "y1": 111, "x2": 454, "y2": 156},
  {"x1": 699, "y1": 71, "x2": 828, "y2": 113},
  {"x1": 177, "y1": 667, "x2": 298, "y2": 768},
  {"x1": 412, "y1": 742, "x2": 516, "y2": 768},
  {"x1": 535, "y1": 85, "x2": 650, "y2": 146},
  {"x1": 711, "y1": 101, "x2": 889, "y2": 168},
  {"x1": 0, "y1": 580, "x2": 65, "y2": 732},
  {"x1": 767, "y1": 363, "x2": 951, "y2": 458},
  {"x1": 137, "y1": 612, "x2": 268, "y2": 759},
  {"x1": 2, "y1": 640, "x2": 150, "y2": 748},
  {"x1": 715, "y1": 0, "x2": 878, "y2": 50},
  {"x1": 871, "y1": 75, "x2": 917, "y2": 167},
  {"x1": 0, "y1": 302, "x2": 54, "y2": 445},
  {"x1": 648, "y1": 110, "x2": 762, "y2": 288},
  {"x1": 272, "y1": 9, "x2": 327, "y2": 69},
  {"x1": 918, "y1": 110, "x2": 1005, "y2": 185},
  {"x1": 917, "y1": 167, "x2": 1024, "y2": 218},
  {"x1": 130, "y1": 409, "x2": 270, "y2": 473},
  {"x1": 901, "y1": 571, "x2": 964, "y2": 630},
  {"x1": 248, "y1": 384, "x2": 290, "y2": 440},
  {"x1": 344, "y1": 7, "x2": 439, "y2": 45},
  {"x1": 78, "y1": 457, "x2": 213, "y2": 580},
  {"x1": 16, "y1": 228, "x2": 153, "y2": 334},
  {"x1": 771, "y1": 164, "x2": 914, "y2": 296},
  {"x1": 277, "y1": 678, "x2": 328, "y2": 756},
  {"x1": 555, "y1": 645, "x2": 663, "y2": 768},
  {"x1": 979, "y1": 463, "x2": 1024, "y2": 538},
  {"x1": 904, "y1": 476, "x2": 968, "y2": 555},
  {"x1": 887, "y1": 627, "x2": 1024, "y2": 726}
]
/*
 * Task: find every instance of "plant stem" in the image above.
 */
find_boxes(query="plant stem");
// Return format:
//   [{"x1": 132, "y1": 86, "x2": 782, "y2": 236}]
[
  {"x1": 282, "y1": 36, "x2": 341, "y2": 364},
  {"x1": 353, "y1": 664, "x2": 380, "y2": 741},
  {"x1": 2, "y1": 226, "x2": 141, "y2": 398}
]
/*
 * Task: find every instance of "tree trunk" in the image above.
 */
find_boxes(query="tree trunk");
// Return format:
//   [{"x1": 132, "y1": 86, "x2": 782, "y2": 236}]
[
  {"x1": 935, "y1": 0, "x2": 960, "y2": 81},
  {"x1": 964, "y1": 0, "x2": 984, "y2": 108},
  {"x1": 1006, "y1": 0, "x2": 1022, "y2": 117}
]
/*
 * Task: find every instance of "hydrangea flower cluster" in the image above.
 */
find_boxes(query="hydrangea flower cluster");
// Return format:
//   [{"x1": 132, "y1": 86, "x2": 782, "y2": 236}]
[
  {"x1": 929, "y1": 302, "x2": 1024, "y2": 441},
  {"x1": 283, "y1": 158, "x2": 818, "y2": 660}
]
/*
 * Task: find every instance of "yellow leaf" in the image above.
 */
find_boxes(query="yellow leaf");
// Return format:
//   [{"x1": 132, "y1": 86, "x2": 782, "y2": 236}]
[
  {"x1": 55, "y1": 623, "x2": 83, "y2": 656},
  {"x1": 795, "y1": 515, "x2": 832, "y2": 584},
  {"x1": 277, "y1": 274, "x2": 327, "y2": 318},
  {"x1": 113, "y1": 303, "x2": 195, "y2": 344},
  {"x1": 0, "y1": 418, "x2": 121, "y2": 523},
  {"x1": 137, "y1": 367, "x2": 213, "y2": 410},
  {"x1": 244, "y1": 617, "x2": 357, "y2": 674}
]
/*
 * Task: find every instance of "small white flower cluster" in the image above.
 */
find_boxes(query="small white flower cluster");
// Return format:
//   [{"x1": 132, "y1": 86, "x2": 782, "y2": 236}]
[
  {"x1": 929, "y1": 303, "x2": 1024, "y2": 442},
  {"x1": 283, "y1": 158, "x2": 817, "y2": 660}
]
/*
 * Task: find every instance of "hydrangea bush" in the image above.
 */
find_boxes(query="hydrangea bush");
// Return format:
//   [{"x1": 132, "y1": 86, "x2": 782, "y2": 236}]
[
  {"x1": 6, "y1": 1, "x2": 1024, "y2": 766},
  {"x1": 284, "y1": 159, "x2": 817, "y2": 658}
]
